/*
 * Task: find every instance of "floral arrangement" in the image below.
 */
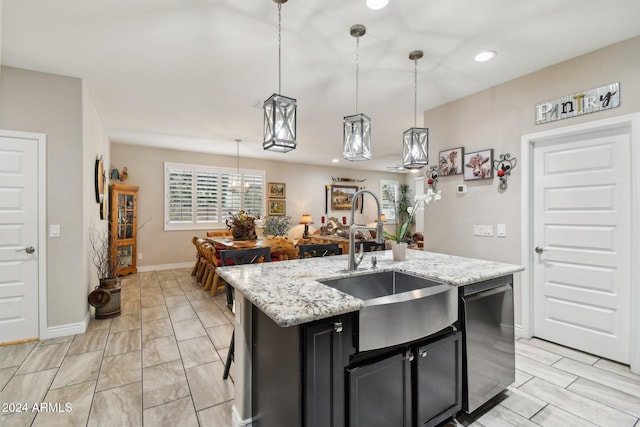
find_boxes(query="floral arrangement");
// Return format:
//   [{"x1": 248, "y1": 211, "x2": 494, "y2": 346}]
[
  {"x1": 384, "y1": 189, "x2": 442, "y2": 243},
  {"x1": 226, "y1": 210, "x2": 259, "y2": 240},
  {"x1": 263, "y1": 215, "x2": 292, "y2": 237}
]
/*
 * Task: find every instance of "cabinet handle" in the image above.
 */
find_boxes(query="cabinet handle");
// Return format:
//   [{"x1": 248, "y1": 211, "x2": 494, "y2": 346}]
[
  {"x1": 419, "y1": 348, "x2": 428, "y2": 358},
  {"x1": 333, "y1": 321, "x2": 343, "y2": 333},
  {"x1": 405, "y1": 350, "x2": 414, "y2": 362}
]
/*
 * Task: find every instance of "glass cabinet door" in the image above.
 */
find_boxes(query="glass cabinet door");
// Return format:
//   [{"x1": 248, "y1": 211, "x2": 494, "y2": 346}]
[
  {"x1": 110, "y1": 184, "x2": 138, "y2": 276},
  {"x1": 117, "y1": 244, "x2": 134, "y2": 270}
]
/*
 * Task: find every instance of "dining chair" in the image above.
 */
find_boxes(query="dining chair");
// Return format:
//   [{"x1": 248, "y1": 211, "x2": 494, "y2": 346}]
[
  {"x1": 358, "y1": 241, "x2": 385, "y2": 252},
  {"x1": 298, "y1": 243, "x2": 342, "y2": 258},
  {"x1": 219, "y1": 247, "x2": 271, "y2": 380}
]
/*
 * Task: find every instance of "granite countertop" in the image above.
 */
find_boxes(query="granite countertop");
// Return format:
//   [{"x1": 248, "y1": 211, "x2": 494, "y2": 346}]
[{"x1": 215, "y1": 249, "x2": 524, "y2": 327}]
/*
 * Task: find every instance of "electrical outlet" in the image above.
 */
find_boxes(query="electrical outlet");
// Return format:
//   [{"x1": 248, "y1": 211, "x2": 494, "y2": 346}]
[{"x1": 474, "y1": 224, "x2": 493, "y2": 236}]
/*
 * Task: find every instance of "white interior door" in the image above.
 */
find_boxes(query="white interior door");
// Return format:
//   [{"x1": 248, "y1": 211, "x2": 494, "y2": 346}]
[
  {"x1": 0, "y1": 135, "x2": 39, "y2": 343},
  {"x1": 532, "y1": 130, "x2": 631, "y2": 363}
]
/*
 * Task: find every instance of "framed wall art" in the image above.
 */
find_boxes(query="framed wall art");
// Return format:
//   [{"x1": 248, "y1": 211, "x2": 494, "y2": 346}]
[
  {"x1": 463, "y1": 149, "x2": 494, "y2": 181},
  {"x1": 438, "y1": 147, "x2": 463, "y2": 176},
  {"x1": 268, "y1": 182, "x2": 286, "y2": 199},
  {"x1": 379, "y1": 179, "x2": 399, "y2": 222},
  {"x1": 330, "y1": 184, "x2": 359, "y2": 210},
  {"x1": 268, "y1": 199, "x2": 286, "y2": 215}
]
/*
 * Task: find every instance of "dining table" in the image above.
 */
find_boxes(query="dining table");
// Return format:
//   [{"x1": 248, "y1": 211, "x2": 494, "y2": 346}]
[
  {"x1": 205, "y1": 235, "x2": 300, "y2": 261},
  {"x1": 205, "y1": 236, "x2": 274, "y2": 250}
]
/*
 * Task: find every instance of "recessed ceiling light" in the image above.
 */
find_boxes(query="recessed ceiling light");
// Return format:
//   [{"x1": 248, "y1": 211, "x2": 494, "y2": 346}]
[
  {"x1": 367, "y1": 0, "x2": 388, "y2": 10},
  {"x1": 474, "y1": 50, "x2": 497, "y2": 62}
]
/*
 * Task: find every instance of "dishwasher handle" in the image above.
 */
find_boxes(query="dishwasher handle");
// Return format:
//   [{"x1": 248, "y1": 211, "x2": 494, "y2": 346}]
[{"x1": 461, "y1": 284, "x2": 512, "y2": 302}]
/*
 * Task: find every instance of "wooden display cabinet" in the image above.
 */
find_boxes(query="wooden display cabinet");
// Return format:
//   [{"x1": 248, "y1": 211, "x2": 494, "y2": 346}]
[{"x1": 110, "y1": 184, "x2": 138, "y2": 276}]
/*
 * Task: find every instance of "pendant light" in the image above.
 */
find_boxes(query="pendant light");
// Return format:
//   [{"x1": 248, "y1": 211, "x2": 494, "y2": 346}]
[
  {"x1": 343, "y1": 24, "x2": 372, "y2": 161},
  {"x1": 231, "y1": 139, "x2": 248, "y2": 193},
  {"x1": 263, "y1": 0, "x2": 297, "y2": 153},
  {"x1": 402, "y1": 50, "x2": 429, "y2": 169}
]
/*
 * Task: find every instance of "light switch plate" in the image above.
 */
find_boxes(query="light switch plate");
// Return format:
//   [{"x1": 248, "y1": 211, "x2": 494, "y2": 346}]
[
  {"x1": 50, "y1": 224, "x2": 61, "y2": 238},
  {"x1": 497, "y1": 224, "x2": 506, "y2": 237}
]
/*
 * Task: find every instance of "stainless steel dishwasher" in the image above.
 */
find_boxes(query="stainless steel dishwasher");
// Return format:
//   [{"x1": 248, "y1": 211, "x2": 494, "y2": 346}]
[{"x1": 459, "y1": 275, "x2": 515, "y2": 413}]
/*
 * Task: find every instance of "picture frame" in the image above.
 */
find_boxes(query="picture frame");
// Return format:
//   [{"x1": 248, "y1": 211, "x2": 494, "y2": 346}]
[
  {"x1": 330, "y1": 184, "x2": 359, "y2": 211},
  {"x1": 463, "y1": 149, "x2": 494, "y2": 181},
  {"x1": 438, "y1": 147, "x2": 464, "y2": 176},
  {"x1": 379, "y1": 179, "x2": 399, "y2": 222},
  {"x1": 268, "y1": 199, "x2": 286, "y2": 215},
  {"x1": 268, "y1": 182, "x2": 286, "y2": 199}
]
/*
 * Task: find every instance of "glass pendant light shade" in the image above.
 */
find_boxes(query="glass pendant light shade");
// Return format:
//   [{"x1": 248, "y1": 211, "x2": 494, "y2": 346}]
[
  {"x1": 343, "y1": 24, "x2": 371, "y2": 161},
  {"x1": 402, "y1": 50, "x2": 428, "y2": 169},
  {"x1": 343, "y1": 113, "x2": 371, "y2": 161},
  {"x1": 263, "y1": 0, "x2": 296, "y2": 153},
  {"x1": 402, "y1": 127, "x2": 429, "y2": 169},
  {"x1": 263, "y1": 93, "x2": 297, "y2": 152}
]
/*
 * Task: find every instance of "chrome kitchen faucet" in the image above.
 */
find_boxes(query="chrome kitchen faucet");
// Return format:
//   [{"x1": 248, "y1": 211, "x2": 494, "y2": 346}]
[{"x1": 348, "y1": 189, "x2": 385, "y2": 271}]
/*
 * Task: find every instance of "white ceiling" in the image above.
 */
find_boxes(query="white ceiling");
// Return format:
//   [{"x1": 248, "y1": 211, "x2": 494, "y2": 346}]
[{"x1": 2, "y1": 0, "x2": 640, "y2": 172}]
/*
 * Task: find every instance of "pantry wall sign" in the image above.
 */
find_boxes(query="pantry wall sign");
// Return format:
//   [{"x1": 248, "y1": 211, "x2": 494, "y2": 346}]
[{"x1": 535, "y1": 83, "x2": 619, "y2": 125}]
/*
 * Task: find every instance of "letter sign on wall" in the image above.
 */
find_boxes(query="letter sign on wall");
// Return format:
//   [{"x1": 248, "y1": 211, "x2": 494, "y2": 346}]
[{"x1": 535, "y1": 83, "x2": 620, "y2": 125}]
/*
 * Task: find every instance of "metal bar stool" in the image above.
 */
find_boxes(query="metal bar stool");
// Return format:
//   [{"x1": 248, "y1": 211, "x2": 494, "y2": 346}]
[{"x1": 220, "y1": 247, "x2": 271, "y2": 380}]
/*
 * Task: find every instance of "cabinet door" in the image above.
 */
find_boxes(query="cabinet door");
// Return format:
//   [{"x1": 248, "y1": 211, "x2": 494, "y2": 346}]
[
  {"x1": 347, "y1": 352, "x2": 412, "y2": 427},
  {"x1": 416, "y1": 331, "x2": 462, "y2": 427},
  {"x1": 304, "y1": 316, "x2": 354, "y2": 427}
]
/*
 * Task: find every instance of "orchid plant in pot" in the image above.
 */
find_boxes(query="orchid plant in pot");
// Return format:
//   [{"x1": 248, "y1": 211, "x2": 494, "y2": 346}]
[{"x1": 384, "y1": 188, "x2": 442, "y2": 260}]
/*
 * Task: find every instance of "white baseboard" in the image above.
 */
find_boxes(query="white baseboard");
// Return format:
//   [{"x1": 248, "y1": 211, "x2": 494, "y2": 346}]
[
  {"x1": 514, "y1": 323, "x2": 525, "y2": 338},
  {"x1": 231, "y1": 405, "x2": 253, "y2": 427},
  {"x1": 41, "y1": 311, "x2": 90, "y2": 340},
  {"x1": 137, "y1": 262, "x2": 193, "y2": 272}
]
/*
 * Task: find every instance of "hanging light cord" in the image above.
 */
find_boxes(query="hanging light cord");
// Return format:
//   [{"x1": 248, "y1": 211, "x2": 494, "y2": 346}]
[
  {"x1": 278, "y1": 2, "x2": 282, "y2": 94},
  {"x1": 355, "y1": 36, "x2": 360, "y2": 113},
  {"x1": 413, "y1": 58, "x2": 418, "y2": 127}
]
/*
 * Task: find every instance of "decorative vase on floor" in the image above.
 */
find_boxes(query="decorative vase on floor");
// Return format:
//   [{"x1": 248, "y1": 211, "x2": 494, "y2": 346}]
[{"x1": 391, "y1": 242, "x2": 407, "y2": 261}]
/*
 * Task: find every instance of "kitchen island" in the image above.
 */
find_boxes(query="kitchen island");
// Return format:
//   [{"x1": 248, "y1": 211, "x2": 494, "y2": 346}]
[{"x1": 216, "y1": 249, "x2": 523, "y2": 427}]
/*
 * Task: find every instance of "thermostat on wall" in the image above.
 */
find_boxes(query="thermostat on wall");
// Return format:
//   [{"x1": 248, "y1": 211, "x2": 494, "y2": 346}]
[{"x1": 457, "y1": 184, "x2": 467, "y2": 193}]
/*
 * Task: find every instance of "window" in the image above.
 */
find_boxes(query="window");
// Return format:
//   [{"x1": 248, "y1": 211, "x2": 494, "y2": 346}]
[{"x1": 165, "y1": 162, "x2": 265, "y2": 231}]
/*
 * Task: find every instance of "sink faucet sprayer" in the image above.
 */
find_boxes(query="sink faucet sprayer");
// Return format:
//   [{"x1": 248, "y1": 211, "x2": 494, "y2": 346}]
[{"x1": 348, "y1": 190, "x2": 385, "y2": 271}]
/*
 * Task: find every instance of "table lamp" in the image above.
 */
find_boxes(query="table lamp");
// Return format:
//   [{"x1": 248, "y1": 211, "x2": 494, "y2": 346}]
[{"x1": 300, "y1": 214, "x2": 314, "y2": 239}]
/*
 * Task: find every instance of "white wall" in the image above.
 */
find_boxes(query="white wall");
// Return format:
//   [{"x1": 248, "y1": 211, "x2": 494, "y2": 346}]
[
  {"x1": 0, "y1": 66, "x2": 85, "y2": 328},
  {"x1": 82, "y1": 82, "x2": 110, "y2": 295},
  {"x1": 110, "y1": 142, "x2": 410, "y2": 268},
  {"x1": 421, "y1": 35, "x2": 640, "y2": 324}
]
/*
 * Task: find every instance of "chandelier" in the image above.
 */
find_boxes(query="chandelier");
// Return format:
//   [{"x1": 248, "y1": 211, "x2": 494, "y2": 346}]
[
  {"x1": 402, "y1": 50, "x2": 429, "y2": 169},
  {"x1": 343, "y1": 24, "x2": 371, "y2": 161},
  {"x1": 263, "y1": 0, "x2": 297, "y2": 153}
]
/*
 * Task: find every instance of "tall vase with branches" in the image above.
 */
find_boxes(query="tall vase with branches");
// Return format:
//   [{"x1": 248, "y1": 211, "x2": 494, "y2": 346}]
[{"x1": 89, "y1": 226, "x2": 118, "y2": 286}]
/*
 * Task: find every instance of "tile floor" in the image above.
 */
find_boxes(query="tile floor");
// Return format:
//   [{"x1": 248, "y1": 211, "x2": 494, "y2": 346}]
[{"x1": 0, "y1": 268, "x2": 639, "y2": 426}]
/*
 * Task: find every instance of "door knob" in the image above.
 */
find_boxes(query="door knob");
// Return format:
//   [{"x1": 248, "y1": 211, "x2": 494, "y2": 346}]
[
  {"x1": 17, "y1": 246, "x2": 36, "y2": 254},
  {"x1": 534, "y1": 246, "x2": 546, "y2": 254}
]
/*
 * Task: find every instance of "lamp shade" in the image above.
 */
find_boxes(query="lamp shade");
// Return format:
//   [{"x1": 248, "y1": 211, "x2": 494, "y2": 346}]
[
  {"x1": 343, "y1": 113, "x2": 372, "y2": 161},
  {"x1": 402, "y1": 127, "x2": 429, "y2": 169},
  {"x1": 264, "y1": 93, "x2": 297, "y2": 152},
  {"x1": 300, "y1": 214, "x2": 314, "y2": 224}
]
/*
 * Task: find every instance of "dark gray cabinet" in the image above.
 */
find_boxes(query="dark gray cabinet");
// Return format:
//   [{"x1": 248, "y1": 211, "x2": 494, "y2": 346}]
[
  {"x1": 252, "y1": 305, "x2": 461, "y2": 427},
  {"x1": 416, "y1": 331, "x2": 462, "y2": 426},
  {"x1": 347, "y1": 351, "x2": 412, "y2": 427},
  {"x1": 304, "y1": 315, "x2": 355, "y2": 427}
]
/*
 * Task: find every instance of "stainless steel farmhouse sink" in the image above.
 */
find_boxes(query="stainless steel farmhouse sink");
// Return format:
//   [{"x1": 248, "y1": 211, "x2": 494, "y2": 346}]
[{"x1": 320, "y1": 271, "x2": 457, "y2": 351}]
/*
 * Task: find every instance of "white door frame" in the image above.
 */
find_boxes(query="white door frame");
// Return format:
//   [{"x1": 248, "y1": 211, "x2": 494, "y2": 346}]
[
  {"x1": 520, "y1": 113, "x2": 640, "y2": 373},
  {"x1": 0, "y1": 129, "x2": 47, "y2": 341}
]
